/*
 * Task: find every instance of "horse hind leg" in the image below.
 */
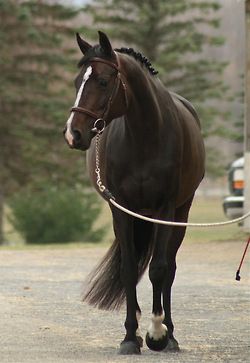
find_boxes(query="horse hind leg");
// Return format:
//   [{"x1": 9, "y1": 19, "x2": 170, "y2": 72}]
[
  {"x1": 134, "y1": 219, "x2": 154, "y2": 349},
  {"x1": 108, "y1": 209, "x2": 145, "y2": 355},
  {"x1": 119, "y1": 217, "x2": 154, "y2": 354},
  {"x1": 163, "y1": 195, "x2": 194, "y2": 352},
  {"x1": 135, "y1": 309, "x2": 143, "y2": 348}
]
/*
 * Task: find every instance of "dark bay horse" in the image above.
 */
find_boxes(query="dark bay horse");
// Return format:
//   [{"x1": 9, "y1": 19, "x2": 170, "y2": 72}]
[{"x1": 64, "y1": 31, "x2": 205, "y2": 355}]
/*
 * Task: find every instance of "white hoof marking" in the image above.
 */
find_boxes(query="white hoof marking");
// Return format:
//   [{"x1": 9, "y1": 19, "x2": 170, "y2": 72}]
[{"x1": 147, "y1": 313, "x2": 167, "y2": 340}]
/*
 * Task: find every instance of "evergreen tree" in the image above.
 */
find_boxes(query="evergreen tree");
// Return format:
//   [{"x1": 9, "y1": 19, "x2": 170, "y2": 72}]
[
  {"x1": 0, "y1": 0, "x2": 98, "y2": 243},
  {"x1": 81, "y1": 0, "x2": 239, "y2": 175}
]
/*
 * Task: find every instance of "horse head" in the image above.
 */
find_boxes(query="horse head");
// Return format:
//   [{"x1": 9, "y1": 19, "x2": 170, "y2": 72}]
[{"x1": 64, "y1": 31, "x2": 127, "y2": 150}]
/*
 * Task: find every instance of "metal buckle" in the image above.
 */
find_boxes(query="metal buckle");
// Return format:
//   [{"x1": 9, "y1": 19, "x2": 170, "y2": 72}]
[{"x1": 91, "y1": 118, "x2": 106, "y2": 134}]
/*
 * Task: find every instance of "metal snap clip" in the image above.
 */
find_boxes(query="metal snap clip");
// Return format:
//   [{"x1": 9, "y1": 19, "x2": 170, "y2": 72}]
[{"x1": 91, "y1": 118, "x2": 106, "y2": 134}]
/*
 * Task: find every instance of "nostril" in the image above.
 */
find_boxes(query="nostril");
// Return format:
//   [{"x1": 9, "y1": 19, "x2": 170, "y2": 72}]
[{"x1": 73, "y1": 129, "x2": 82, "y2": 143}]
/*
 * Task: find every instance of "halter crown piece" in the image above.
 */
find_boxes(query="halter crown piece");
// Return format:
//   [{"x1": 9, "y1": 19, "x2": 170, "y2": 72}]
[{"x1": 71, "y1": 55, "x2": 128, "y2": 134}]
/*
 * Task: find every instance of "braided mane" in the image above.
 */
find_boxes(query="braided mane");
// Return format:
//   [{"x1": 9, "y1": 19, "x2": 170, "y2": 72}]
[{"x1": 115, "y1": 47, "x2": 158, "y2": 76}]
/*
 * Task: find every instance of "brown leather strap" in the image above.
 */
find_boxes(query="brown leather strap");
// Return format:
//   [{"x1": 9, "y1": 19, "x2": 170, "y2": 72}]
[
  {"x1": 70, "y1": 54, "x2": 128, "y2": 121},
  {"x1": 90, "y1": 57, "x2": 119, "y2": 71},
  {"x1": 102, "y1": 72, "x2": 120, "y2": 121},
  {"x1": 71, "y1": 107, "x2": 99, "y2": 119}
]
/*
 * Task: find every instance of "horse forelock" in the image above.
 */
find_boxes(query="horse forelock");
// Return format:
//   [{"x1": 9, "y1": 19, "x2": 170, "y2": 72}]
[
  {"x1": 78, "y1": 45, "x2": 100, "y2": 67},
  {"x1": 78, "y1": 45, "x2": 116, "y2": 68}
]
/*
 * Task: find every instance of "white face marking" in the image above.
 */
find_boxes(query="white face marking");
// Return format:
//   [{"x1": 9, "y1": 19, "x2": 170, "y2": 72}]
[
  {"x1": 147, "y1": 313, "x2": 167, "y2": 340},
  {"x1": 74, "y1": 66, "x2": 93, "y2": 107},
  {"x1": 65, "y1": 66, "x2": 93, "y2": 145}
]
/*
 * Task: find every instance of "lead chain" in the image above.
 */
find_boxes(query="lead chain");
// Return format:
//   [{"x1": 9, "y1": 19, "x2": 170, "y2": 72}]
[{"x1": 95, "y1": 133, "x2": 106, "y2": 193}]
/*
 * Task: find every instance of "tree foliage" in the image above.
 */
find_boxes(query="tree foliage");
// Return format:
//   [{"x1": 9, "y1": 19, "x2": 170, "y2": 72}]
[
  {"x1": 0, "y1": 0, "x2": 80, "y2": 191},
  {"x1": 81, "y1": 0, "x2": 240, "y2": 175},
  {"x1": 0, "y1": 0, "x2": 102, "y2": 243}
]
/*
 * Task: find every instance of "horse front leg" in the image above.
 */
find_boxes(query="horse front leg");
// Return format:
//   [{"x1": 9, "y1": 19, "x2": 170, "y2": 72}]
[
  {"x1": 162, "y1": 249, "x2": 179, "y2": 352},
  {"x1": 146, "y1": 209, "x2": 174, "y2": 352},
  {"x1": 111, "y1": 209, "x2": 141, "y2": 355}
]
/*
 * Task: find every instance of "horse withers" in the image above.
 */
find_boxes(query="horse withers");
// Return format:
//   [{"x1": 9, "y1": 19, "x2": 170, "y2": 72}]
[{"x1": 64, "y1": 31, "x2": 205, "y2": 355}]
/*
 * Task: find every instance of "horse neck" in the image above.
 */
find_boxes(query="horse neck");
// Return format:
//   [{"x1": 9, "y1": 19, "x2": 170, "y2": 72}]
[{"x1": 122, "y1": 59, "x2": 163, "y2": 142}]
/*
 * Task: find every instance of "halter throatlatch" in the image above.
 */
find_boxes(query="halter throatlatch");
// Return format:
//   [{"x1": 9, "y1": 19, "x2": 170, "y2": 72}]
[{"x1": 70, "y1": 55, "x2": 127, "y2": 135}]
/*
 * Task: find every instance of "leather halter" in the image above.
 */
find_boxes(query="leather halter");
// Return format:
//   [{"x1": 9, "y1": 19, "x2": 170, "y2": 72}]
[{"x1": 70, "y1": 55, "x2": 128, "y2": 133}]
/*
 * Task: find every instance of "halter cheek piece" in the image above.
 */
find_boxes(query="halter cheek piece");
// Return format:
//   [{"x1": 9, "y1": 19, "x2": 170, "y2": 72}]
[{"x1": 71, "y1": 56, "x2": 128, "y2": 134}]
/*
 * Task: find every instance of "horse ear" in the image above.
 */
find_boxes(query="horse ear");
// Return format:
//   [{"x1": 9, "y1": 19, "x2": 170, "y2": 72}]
[
  {"x1": 76, "y1": 33, "x2": 92, "y2": 54},
  {"x1": 98, "y1": 31, "x2": 113, "y2": 57}
]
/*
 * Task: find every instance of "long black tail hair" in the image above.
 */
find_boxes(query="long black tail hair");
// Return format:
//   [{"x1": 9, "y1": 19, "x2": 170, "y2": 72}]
[{"x1": 82, "y1": 220, "x2": 154, "y2": 310}]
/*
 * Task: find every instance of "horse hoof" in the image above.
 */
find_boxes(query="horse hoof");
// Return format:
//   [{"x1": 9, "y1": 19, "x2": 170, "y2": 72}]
[
  {"x1": 145, "y1": 331, "x2": 168, "y2": 351},
  {"x1": 119, "y1": 341, "x2": 141, "y2": 355},
  {"x1": 164, "y1": 337, "x2": 180, "y2": 352}
]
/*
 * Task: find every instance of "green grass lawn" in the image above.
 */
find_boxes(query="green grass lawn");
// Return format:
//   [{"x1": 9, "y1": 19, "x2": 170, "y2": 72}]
[
  {"x1": 2, "y1": 196, "x2": 247, "y2": 249},
  {"x1": 97, "y1": 196, "x2": 246, "y2": 245},
  {"x1": 185, "y1": 196, "x2": 246, "y2": 243}
]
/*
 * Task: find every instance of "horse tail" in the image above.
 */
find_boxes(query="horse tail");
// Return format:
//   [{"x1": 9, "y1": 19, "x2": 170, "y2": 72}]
[{"x1": 82, "y1": 220, "x2": 154, "y2": 310}]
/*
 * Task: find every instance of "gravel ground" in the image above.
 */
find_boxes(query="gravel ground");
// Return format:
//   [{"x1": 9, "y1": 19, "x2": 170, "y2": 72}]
[{"x1": 0, "y1": 239, "x2": 249, "y2": 363}]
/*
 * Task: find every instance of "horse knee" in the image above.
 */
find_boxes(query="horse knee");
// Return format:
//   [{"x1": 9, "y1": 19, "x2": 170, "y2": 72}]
[{"x1": 149, "y1": 263, "x2": 167, "y2": 285}]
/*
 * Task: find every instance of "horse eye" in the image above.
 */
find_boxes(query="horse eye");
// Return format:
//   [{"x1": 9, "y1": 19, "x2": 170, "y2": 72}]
[{"x1": 98, "y1": 78, "x2": 108, "y2": 87}]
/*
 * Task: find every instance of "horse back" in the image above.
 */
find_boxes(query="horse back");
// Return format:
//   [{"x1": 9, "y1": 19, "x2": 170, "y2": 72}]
[{"x1": 169, "y1": 91, "x2": 201, "y2": 127}]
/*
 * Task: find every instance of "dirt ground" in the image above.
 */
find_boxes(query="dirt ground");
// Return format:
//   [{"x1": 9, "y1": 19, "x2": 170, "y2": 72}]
[{"x1": 0, "y1": 239, "x2": 249, "y2": 363}]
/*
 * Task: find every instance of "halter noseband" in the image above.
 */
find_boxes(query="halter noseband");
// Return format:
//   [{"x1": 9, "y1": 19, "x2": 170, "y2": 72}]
[{"x1": 71, "y1": 55, "x2": 128, "y2": 134}]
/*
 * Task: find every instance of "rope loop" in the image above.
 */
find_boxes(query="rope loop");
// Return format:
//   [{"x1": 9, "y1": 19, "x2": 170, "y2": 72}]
[{"x1": 94, "y1": 135, "x2": 250, "y2": 228}]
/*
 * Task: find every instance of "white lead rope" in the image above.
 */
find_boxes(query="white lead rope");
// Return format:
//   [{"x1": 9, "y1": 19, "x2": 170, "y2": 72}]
[
  {"x1": 109, "y1": 198, "x2": 250, "y2": 228},
  {"x1": 95, "y1": 133, "x2": 250, "y2": 228}
]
